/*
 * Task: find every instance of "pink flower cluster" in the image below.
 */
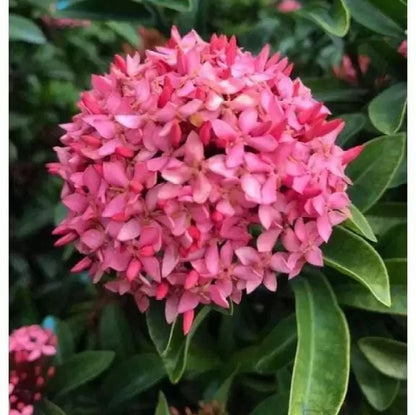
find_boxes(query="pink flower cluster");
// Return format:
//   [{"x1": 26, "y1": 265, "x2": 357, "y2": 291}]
[
  {"x1": 48, "y1": 27, "x2": 361, "y2": 334},
  {"x1": 333, "y1": 54, "x2": 370, "y2": 85},
  {"x1": 9, "y1": 325, "x2": 57, "y2": 415}
]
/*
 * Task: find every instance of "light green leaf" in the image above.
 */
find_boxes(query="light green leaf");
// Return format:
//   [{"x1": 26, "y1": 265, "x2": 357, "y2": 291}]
[
  {"x1": 351, "y1": 346, "x2": 400, "y2": 411},
  {"x1": 365, "y1": 202, "x2": 406, "y2": 237},
  {"x1": 52, "y1": 351, "x2": 115, "y2": 397},
  {"x1": 369, "y1": 83, "x2": 407, "y2": 135},
  {"x1": 144, "y1": 0, "x2": 192, "y2": 12},
  {"x1": 101, "y1": 354, "x2": 165, "y2": 409},
  {"x1": 299, "y1": 0, "x2": 350, "y2": 37},
  {"x1": 146, "y1": 304, "x2": 210, "y2": 383},
  {"x1": 155, "y1": 391, "x2": 170, "y2": 415},
  {"x1": 358, "y1": 337, "x2": 406, "y2": 380},
  {"x1": 346, "y1": 134, "x2": 406, "y2": 212},
  {"x1": 343, "y1": 204, "x2": 377, "y2": 242},
  {"x1": 9, "y1": 14, "x2": 46, "y2": 44},
  {"x1": 334, "y1": 259, "x2": 406, "y2": 316},
  {"x1": 99, "y1": 303, "x2": 134, "y2": 358},
  {"x1": 344, "y1": 0, "x2": 405, "y2": 37},
  {"x1": 289, "y1": 271, "x2": 350, "y2": 415},
  {"x1": 42, "y1": 399, "x2": 67, "y2": 415},
  {"x1": 323, "y1": 226, "x2": 391, "y2": 306},
  {"x1": 337, "y1": 113, "x2": 367, "y2": 147},
  {"x1": 232, "y1": 314, "x2": 297, "y2": 374}
]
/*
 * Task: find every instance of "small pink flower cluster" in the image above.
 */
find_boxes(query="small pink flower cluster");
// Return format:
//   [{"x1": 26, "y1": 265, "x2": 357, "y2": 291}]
[
  {"x1": 9, "y1": 325, "x2": 57, "y2": 415},
  {"x1": 277, "y1": 0, "x2": 302, "y2": 13},
  {"x1": 48, "y1": 27, "x2": 361, "y2": 334},
  {"x1": 333, "y1": 55, "x2": 370, "y2": 85}
]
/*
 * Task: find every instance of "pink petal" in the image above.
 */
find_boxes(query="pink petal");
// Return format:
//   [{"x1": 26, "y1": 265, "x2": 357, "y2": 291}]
[
  {"x1": 205, "y1": 245, "x2": 219, "y2": 275},
  {"x1": 141, "y1": 256, "x2": 161, "y2": 282},
  {"x1": 178, "y1": 292, "x2": 199, "y2": 313},
  {"x1": 193, "y1": 173, "x2": 212, "y2": 204},
  {"x1": 162, "y1": 245, "x2": 178, "y2": 277},
  {"x1": 226, "y1": 142, "x2": 244, "y2": 168},
  {"x1": 183, "y1": 309, "x2": 195, "y2": 335},
  {"x1": 263, "y1": 271, "x2": 277, "y2": 291},
  {"x1": 81, "y1": 229, "x2": 104, "y2": 250},
  {"x1": 210, "y1": 285, "x2": 229, "y2": 308},
  {"x1": 257, "y1": 229, "x2": 281, "y2": 253},
  {"x1": 205, "y1": 91, "x2": 224, "y2": 111},
  {"x1": 94, "y1": 120, "x2": 115, "y2": 139},
  {"x1": 165, "y1": 296, "x2": 179, "y2": 324},
  {"x1": 103, "y1": 161, "x2": 128, "y2": 187},
  {"x1": 211, "y1": 119, "x2": 237, "y2": 141},
  {"x1": 241, "y1": 174, "x2": 262, "y2": 203},
  {"x1": 102, "y1": 194, "x2": 126, "y2": 217},
  {"x1": 317, "y1": 215, "x2": 332, "y2": 242},
  {"x1": 270, "y1": 252, "x2": 291, "y2": 273},
  {"x1": 118, "y1": 219, "x2": 141, "y2": 241},
  {"x1": 185, "y1": 131, "x2": 204, "y2": 163},
  {"x1": 261, "y1": 175, "x2": 277, "y2": 204},
  {"x1": 235, "y1": 246, "x2": 260, "y2": 265},
  {"x1": 305, "y1": 247, "x2": 324, "y2": 266},
  {"x1": 115, "y1": 115, "x2": 142, "y2": 129},
  {"x1": 238, "y1": 108, "x2": 257, "y2": 134},
  {"x1": 282, "y1": 228, "x2": 300, "y2": 252}
]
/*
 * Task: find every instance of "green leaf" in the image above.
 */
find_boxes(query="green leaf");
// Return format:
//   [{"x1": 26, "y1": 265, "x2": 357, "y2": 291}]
[
  {"x1": 106, "y1": 22, "x2": 139, "y2": 45},
  {"x1": 213, "y1": 368, "x2": 238, "y2": 404},
  {"x1": 289, "y1": 271, "x2": 350, "y2": 415},
  {"x1": 377, "y1": 223, "x2": 407, "y2": 259},
  {"x1": 9, "y1": 14, "x2": 46, "y2": 44},
  {"x1": 337, "y1": 113, "x2": 367, "y2": 147},
  {"x1": 369, "y1": 83, "x2": 407, "y2": 135},
  {"x1": 55, "y1": 0, "x2": 154, "y2": 22},
  {"x1": 358, "y1": 337, "x2": 406, "y2": 380},
  {"x1": 346, "y1": 134, "x2": 406, "y2": 212},
  {"x1": 389, "y1": 156, "x2": 407, "y2": 188},
  {"x1": 155, "y1": 391, "x2": 170, "y2": 415},
  {"x1": 52, "y1": 351, "x2": 115, "y2": 397},
  {"x1": 146, "y1": 304, "x2": 210, "y2": 383},
  {"x1": 55, "y1": 320, "x2": 74, "y2": 364},
  {"x1": 232, "y1": 314, "x2": 297, "y2": 374},
  {"x1": 99, "y1": 303, "x2": 134, "y2": 357},
  {"x1": 251, "y1": 393, "x2": 287, "y2": 415},
  {"x1": 333, "y1": 259, "x2": 407, "y2": 316},
  {"x1": 144, "y1": 0, "x2": 192, "y2": 12},
  {"x1": 42, "y1": 399, "x2": 67, "y2": 415},
  {"x1": 304, "y1": 78, "x2": 367, "y2": 102},
  {"x1": 343, "y1": 204, "x2": 377, "y2": 242},
  {"x1": 365, "y1": 202, "x2": 407, "y2": 237},
  {"x1": 351, "y1": 345, "x2": 400, "y2": 411},
  {"x1": 300, "y1": 0, "x2": 350, "y2": 37},
  {"x1": 323, "y1": 226, "x2": 390, "y2": 306},
  {"x1": 101, "y1": 354, "x2": 165, "y2": 409},
  {"x1": 344, "y1": 0, "x2": 405, "y2": 37}
]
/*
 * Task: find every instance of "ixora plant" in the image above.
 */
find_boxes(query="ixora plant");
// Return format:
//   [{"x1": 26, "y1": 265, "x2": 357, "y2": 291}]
[{"x1": 9, "y1": 0, "x2": 407, "y2": 414}]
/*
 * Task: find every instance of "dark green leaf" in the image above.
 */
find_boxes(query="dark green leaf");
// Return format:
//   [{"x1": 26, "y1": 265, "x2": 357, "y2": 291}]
[
  {"x1": 106, "y1": 22, "x2": 139, "y2": 45},
  {"x1": 369, "y1": 83, "x2": 407, "y2": 135},
  {"x1": 377, "y1": 223, "x2": 407, "y2": 259},
  {"x1": 42, "y1": 399, "x2": 67, "y2": 415},
  {"x1": 365, "y1": 202, "x2": 406, "y2": 237},
  {"x1": 343, "y1": 204, "x2": 377, "y2": 242},
  {"x1": 56, "y1": 320, "x2": 74, "y2": 364},
  {"x1": 351, "y1": 345, "x2": 400, "y2": 411},
  {"x1": 358, "y1": 337, "x2": 406, "y2": 380},
  {"x1": 251, "y1": 393, "x2": 286, "y2": 415},
  {"x1": 304, "y1": 78, "x2": 367, "y2": 102},
  {"x1": 344, "y1": 0, "x2": 405, "y2": 37},
  {"x1": 334, "y1": 259, "x2": 406, "y2": 316},
  {"x1": 337, "y1": 113, "x2": 367, "y2": 147},
  {"x1": 52, "y1": 351, "x2": 115, "y2": 397},
  {"x1": 323, "y1": 226, "x2": 390, "y2": 306},
  {"x1": 346, "y1": 134, "x2": 406, "y2": 212},
  {"x1": 299, "y1": 0, "x2": 350, "y2": 37},
  {"x1": 146, "y1": 304, "x2": 210, "y2": 383},
  {"x1": 9, "y1": 14, "x2": 46, "y2": 44},
  {"x1": 289, "y1": 271, "x2": 350, "y2": 415},
  {"x1": 155, "y1": 391, "x2": 170, "y2": 415},
  {"x1": 101, "y1": 354, "x2": 165, "y2": 409},
  {"x1": 144, "y1": 0, "x2": 192, "y2": 12},
  {"x1": 99, "y1": 303, "x2": 134, "y2": 357}
]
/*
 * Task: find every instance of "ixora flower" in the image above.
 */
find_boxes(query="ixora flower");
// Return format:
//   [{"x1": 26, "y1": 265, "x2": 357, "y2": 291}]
[
  {"x1": 333, "y1": 54, "x2": 370, "y2": 85},
  {"x1": 48, "y1": 27, "x2": 362, "y2": 334},
  {"x1": 9, "y1": 325, "x2": 57, "y2": 415}
]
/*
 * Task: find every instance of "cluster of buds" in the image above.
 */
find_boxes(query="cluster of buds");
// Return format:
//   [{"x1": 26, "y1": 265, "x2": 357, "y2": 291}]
[
  {"x1": 9, "y1": 325, "x2": 57, "y2": 415},
  {"x1": 333, "y1": 54, "x2": 371, "y2": 85},
  {"x1": 48, "y1": 27, "x2": 361, "y2": 333}
]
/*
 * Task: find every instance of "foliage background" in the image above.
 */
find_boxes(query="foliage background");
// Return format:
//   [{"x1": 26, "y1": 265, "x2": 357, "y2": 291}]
[{"x1": 9, "y1": 1, "x2": 407, "y2": 414}]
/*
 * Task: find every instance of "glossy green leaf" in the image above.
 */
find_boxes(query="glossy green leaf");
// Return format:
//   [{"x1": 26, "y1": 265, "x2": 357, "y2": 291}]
[
  {"x1": 389, "y1": 156, "x2": 407, "y2": 188},
  {"x1": 101, "y1": 354, "x2": 165, "y2": 409},
  {"x1": 52, "y1": 351, "x2": 115, "y2": 397},
  {"x1": 334, "y1": 259, "x2": 406, "y2": 315},
  {"x1": 351, "y1": 346, "x2": 400, "y2": 411},
  {"x1": 337, "y1": 113, "x2": 367, "y2": 147},
  {"x1": 377, "y1": 223, "x2": 407, "y2": 259},
  {"x1": 42, "y1": 399, "x2": 67, "y2": 415},
  {"x1": 300, "y1": 0, "x2": 350, "y2": 37},
  {"x1": 55, "y1": 320, "x2": 74, "y2": 364},
  {"x1": 55, "y1": 0, "x2": 154, "y2": 22},
  {"x1": 358, "y1": 337, "x2": 406, "y2": 380},
  {"x1": 369, "y1": 83, "x2": 407, "y2": 135},
  {"x1": 145, "y1": 0, "x2": 192, "y2": 12},
  {"x1": 212, "y1": 368, "x2": 238, "y2": 404},
  {"x1": 365, "y1": 202, "x2": 407, "y2": 237},
  {"x1": 9, "y1": 14, "x2": 46, "y2": 44},
  {"x1": 251, "y1": 393, "x2": 286, "y2": 415},
  {"x1": 344, "y1": 0, "x2": 405, "y2": 37},
  {"x1": 346, "y1": 134, "x2": 406, "y2": 212},
  {"x1": 106, "y1": 22, "x2": 139, "y2": 45},
  {"x1": 343, "y1": 204, "x2": 377, "y2": 242},
  {"x1": 304, "y1": 78, "x2": 367, "y2": 102},
  {"x1": 99, "y1": 303, "x2": 134, "y2": 357},
  {"x1": 232, "y1": 314, "x2": 297, "y2": 374},
  {"x1": 146, "y1": 304, "x2": 210, "y2": 383},
  {"x1": 155, "y1": 391, "x2": 170, "y2": 415},
  {"x1": 323, "y1": 226, "x2": 390, "y2": 306},
  {"x1": 289, "y1": 271, "x2": 350, "y2": 415}
]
